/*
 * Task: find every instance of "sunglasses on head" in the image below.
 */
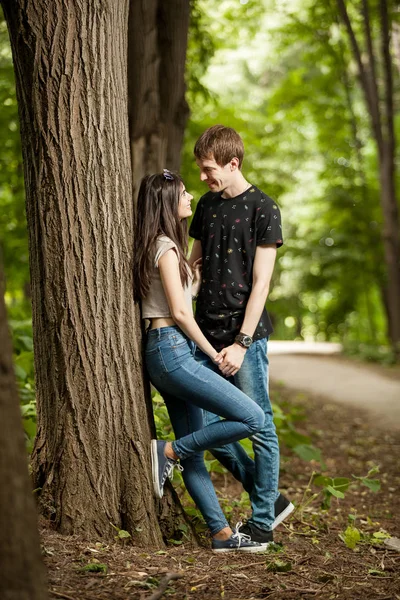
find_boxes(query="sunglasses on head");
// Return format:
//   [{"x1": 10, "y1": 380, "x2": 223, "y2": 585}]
[{"x1": 163, "y1": 169, "x2": 174, "y2": 181}]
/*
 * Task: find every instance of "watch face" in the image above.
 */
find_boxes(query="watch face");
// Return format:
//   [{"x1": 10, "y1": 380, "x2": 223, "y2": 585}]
[
  {"x1": 242, "y1": 335, "x2": 252, "y2": 347},
  {"x1": 236, "y1": 334, "x2": 252, "y2": 347}
]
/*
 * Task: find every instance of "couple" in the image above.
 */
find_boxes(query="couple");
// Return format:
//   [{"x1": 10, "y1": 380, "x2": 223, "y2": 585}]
[{"x1": 134, "y1": 125, "x2": 293, "y2": 553}]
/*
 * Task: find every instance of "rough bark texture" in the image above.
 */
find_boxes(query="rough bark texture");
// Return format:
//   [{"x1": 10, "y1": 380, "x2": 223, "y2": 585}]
[
  {"x1": 1, "y1": 0, "x2": 166, "y2": 543},
  {"x1": 0, "y1": 267, "x2": 48, "y2": 600},
  {"x1": 127, "y1": 0, "x2": 195, "y2": 538},
  {"x1": 336, "y1": 0, "x2": 400, "y2": 355},
  {"x1": 128, "y1": 0, "x2": 190, "y2": 194}
]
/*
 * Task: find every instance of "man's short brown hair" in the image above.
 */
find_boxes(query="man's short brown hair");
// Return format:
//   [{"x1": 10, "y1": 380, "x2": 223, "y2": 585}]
[{"x1": 194, "y1": 125, "x2": 245, "y2": 169}]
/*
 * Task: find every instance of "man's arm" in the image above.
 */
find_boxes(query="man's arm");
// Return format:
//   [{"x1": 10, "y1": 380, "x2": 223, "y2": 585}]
[
  {"x1": 189, "y1": 239, "x2": 202, "y2": 266},
  {"x1": 218, "y1": 244, "x2": 277, "y2": 377}
]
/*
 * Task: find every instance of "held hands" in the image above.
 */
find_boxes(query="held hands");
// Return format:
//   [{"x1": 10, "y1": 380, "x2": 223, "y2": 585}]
[{"x1": 216, "y1": 343, "x2": 247, "y2": 377}]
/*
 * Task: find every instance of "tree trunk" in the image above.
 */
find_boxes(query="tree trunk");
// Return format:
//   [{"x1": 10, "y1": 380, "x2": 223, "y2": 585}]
[
  {"x1": 336, "y1": 0, "x2": 400, "y2": 356},
  {"x1": 1, "y1": 0, "x2": 165, "y2": 543},
  {"x1": 379, "y1": 145, "x2": 400, "y2": 349},
  {"x1": 128, "y1": 0, "x2": 190, "y2": 195},
  {"x1": 127, "y1": 0, "x2": 195, "y2": 537},
  {"x1": 0, "y1": 265, "x2": 48, "y2": 600}
]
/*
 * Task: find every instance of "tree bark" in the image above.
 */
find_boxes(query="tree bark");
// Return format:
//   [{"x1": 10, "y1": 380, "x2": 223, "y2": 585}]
[
  {"x1": 128, "y1": 0, "x2": 190, "y2": 196},
  {"x1": 0, "y1": 265, "x2": 48, "y2": 600},
  {"x1": 1, "y1": 0, "x2": 165, "y2": 543}
]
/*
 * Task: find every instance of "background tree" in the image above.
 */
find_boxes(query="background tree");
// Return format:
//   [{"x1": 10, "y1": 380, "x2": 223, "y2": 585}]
[
  {"x1": 128, "y1": 0, "x2": 190, "y2": 193},
  {"x1": 0, "y1": 263, "x2": 48, "y2": 600},
  {"x1": 336, "y1": 0, "x2": 400, "y2": 355},
  {"x1": 0, "y1": 0, "x2": 191, "y2": 542}
]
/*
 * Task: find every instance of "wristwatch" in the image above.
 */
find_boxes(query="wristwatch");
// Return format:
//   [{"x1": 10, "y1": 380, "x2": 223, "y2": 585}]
[{"x1": 234, "y1": 332, "x2": 253, "y2": 349}]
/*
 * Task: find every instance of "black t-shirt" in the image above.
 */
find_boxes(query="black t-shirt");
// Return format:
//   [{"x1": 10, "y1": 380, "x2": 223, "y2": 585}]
[{"x1": 189, "y1": 185, "x2": 283, "y2": 350}]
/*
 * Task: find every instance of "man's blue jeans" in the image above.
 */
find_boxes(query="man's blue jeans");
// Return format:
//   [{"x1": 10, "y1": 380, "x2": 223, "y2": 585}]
[
  {"x1": 145, "y1": 326, "x2": 265, "y2": 535},
  {"x1": 196, "y1": 338, "x2": 280, "y2": 531}
]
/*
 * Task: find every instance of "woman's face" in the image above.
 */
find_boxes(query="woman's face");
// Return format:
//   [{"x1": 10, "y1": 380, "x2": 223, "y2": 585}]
[{"x1": 178, "y1": 182, "x2": 193, "y2": 220}]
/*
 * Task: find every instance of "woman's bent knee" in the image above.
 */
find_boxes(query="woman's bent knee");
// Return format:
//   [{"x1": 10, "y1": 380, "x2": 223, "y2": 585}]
[{"x1": 247, "y1": 405, "x2": 265, "y2": 434}]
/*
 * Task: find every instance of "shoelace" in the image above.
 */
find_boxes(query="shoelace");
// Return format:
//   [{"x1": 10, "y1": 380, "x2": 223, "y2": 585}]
[
  {"x1": 161, "y1": 459, "x2": 184, "y2": 486},
  {"x1": 231, "y1": 521, "x2": 252, "y2": 548}
]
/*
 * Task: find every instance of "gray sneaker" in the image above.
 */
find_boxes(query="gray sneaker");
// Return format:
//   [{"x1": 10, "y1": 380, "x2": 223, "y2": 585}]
[{"x1": 151, "y1": 439, "x2": 183, "y2": 498}]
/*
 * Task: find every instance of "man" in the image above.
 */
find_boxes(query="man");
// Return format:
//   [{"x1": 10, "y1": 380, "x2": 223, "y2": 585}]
[{"x1": 189, "y1": 125, "x2": 293, "y2": 546}]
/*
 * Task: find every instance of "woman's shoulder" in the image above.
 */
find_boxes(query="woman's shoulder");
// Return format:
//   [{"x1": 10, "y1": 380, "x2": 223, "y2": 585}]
[
  {"x1": 157, "y1": 234, "x2": 176, "y2": 246},
  {"x1": 154, "y1": 235, "x2": 178, "y2": 267}
]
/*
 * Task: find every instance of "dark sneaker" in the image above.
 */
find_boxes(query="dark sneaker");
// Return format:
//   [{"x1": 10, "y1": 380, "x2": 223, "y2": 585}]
[
  {"x1": 272, "y1": 493, "x2": 294, "y2": 529},
  {"x1": 238, "y1": 521, "x2": 273, "y2": 547},
  {"x1": 212, "y1": 522, "x2": 266, "y2": 553},
  {"x1": 151, "y1": 440, "x2": 183, "y2": 499}
]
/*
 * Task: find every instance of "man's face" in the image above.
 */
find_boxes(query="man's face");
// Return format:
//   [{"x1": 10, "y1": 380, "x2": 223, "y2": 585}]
[{"x1": 195, "y1": 155, "x2": 236, "y2": 192}]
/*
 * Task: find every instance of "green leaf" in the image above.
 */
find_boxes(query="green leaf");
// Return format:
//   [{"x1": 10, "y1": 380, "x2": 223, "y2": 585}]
[
  {"x1": 293, "y1": 443, "x2": 324, "y2": 464},
  {"x1": 372, "y1": 531, "x2": 391, "y2": 540},
  {"x1": 326, "y1": 485, "x2": 344, "y2": 499},
  {"x1": 80, "y1": 563, "x2": 107, "y2": 574},
  {"x1": 361, "y1": 478, "x2": 380, "y2": 493},
  {"x1": 367, "y1": 465, "x2": 380, "y2": 477},
  {"x1": 368, "y1": 569, "x2": 387, "y2": 577},
  {"x1": 332, "y1": 477, "x2": 351, "y2": 491},
  {"x1": 117, "y1": 529, "x2": 131, "y2": 539},
  {"x1": 266, "y1": 560, "x2": 292, "y2": 572},
  {"x1": 313, "y1": 474, "x2": 330, "y2": 487},
  {"x1": 340, "y1": 526, "x2": 361, "y2": 550},
  {"x1": 14, "y1": 364, "x2": 27, "y2": 380},
  {"x1": 16, "y1": 335, "x2": 33, "y2": 351}
]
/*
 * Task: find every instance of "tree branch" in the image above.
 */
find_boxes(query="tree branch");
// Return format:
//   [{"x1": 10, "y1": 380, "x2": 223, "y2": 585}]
[
  {"x1": 380, "y1": 0, "x2": 395, "y2": 155},
  {"x1": 361, "y1": 0, "x2": 383, "y2": 148},
  {"x1": 147, "y1": 573, "x2": 184, "y2": 600},
  {"x1": 336, "y1": 0, "x2": 383, "y2": 152}
]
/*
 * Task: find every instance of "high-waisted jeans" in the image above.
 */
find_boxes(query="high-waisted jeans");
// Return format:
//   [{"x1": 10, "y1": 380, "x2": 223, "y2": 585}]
[{"x1": 145, "y1": 326, "x2": 265, "y2": 535}]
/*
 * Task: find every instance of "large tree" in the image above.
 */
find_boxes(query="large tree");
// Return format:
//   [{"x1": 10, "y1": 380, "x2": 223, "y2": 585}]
[
  {"x1": 1, "y1": 0, "x2": 191, "y2": 542},
  {"x1": 0, "y1": 264, "x2": 48, "y2": 600}
]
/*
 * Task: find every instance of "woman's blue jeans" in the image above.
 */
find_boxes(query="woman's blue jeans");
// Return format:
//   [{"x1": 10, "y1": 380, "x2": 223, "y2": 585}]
[
  {"x1": 195, "y1": 338, "x2": 280, "y2": 531},
  {"x1": 145, "y1": 326, "x2": 265, "y2": 535}
]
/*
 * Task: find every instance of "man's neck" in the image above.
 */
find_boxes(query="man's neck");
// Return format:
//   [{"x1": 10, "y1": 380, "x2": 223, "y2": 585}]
[{"x1": 221, "y1": 174, "x2": 251, "y2": 199}]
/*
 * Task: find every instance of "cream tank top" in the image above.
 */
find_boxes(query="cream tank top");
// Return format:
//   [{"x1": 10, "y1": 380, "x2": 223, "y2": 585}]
[{"x1": 141, "y1": 236, "x2": 193, "y2": 319}]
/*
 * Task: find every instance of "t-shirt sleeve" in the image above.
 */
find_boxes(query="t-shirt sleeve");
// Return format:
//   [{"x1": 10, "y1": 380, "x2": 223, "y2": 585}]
[
  {"x1": 256, "y1": 198, "x2": 284, "y2": 248},
  {"x1": 189, "y1": 197, "x2": 204, "y2": 240},
  {"x1": 154, "y1": 238, "x2": 178, "y2": 268}
]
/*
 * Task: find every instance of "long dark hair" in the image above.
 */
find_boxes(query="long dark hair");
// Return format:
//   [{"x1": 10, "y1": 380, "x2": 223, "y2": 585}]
[{"x1": 133, "y1": 172, "x2": 190, "y2": 299}]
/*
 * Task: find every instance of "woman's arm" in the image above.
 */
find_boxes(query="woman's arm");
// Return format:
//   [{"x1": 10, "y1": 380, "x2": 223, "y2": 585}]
[
  {"x1": 158, "y1": 249, "x2": 220, "y2": 362},
  {"x1": 188, "y1": 239, "x2": 202, "y2": 266}
]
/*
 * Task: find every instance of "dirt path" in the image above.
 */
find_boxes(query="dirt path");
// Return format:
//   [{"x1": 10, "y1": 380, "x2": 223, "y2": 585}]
[{"x1": 268, "y1": 344, "x2": 400, "y2": 431}]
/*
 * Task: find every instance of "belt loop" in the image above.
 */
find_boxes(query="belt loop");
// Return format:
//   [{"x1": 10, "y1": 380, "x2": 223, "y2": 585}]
[{"x1": 157, "y1": 328, "x2": 161, "y2": 340}]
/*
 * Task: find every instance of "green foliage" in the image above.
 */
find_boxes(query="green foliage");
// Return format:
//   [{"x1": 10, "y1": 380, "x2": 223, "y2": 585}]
[
  {"x1": 266, "y1": 559, "x2": 292, "y2": 572},
  {"x1": 9, "y1": 319, "x2": 36, "y2": 452},
  {"x1": 182, "y1": 0, "x2": 399, "y2": 353},
  {"x1": 79, "y1": 562, "x2": 108, "y2": 574},
  {"x1": 0, "y1": 9, "x2": 30, "y2": 310},
  {"x1": 340, "y1": 524, "x2": 361, "y2": 550},
  {"x1": 339, "y1": 512, "x2": 391, "y2": 551},
  {"x1": 311, "y1": 465, "x2": 380, "y2": 510},
  {"x1": 110, "y1": 523, "x2": 132, "y2": 542}
]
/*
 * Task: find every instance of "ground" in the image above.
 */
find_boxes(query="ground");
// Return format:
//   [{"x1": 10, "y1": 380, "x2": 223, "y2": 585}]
[{"x1": 43, "y1": 370, "x2": 400, "y2": 600}]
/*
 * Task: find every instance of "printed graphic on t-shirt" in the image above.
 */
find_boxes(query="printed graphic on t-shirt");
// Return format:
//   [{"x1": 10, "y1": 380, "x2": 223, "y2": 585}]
[{"x1": 189, "y1": 185, "x2": 283, "y2": 349}]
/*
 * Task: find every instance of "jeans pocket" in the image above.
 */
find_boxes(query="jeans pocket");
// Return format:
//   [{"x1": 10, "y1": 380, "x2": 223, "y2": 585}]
[{"x1": 159, "y1": 340, "x2": 191, "y2": 373}]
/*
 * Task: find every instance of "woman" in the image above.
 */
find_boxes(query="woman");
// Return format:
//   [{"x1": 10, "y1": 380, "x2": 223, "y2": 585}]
[{"x1": 133, "y1": 170, "x2": 265, "y2": 553}]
